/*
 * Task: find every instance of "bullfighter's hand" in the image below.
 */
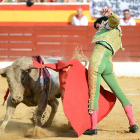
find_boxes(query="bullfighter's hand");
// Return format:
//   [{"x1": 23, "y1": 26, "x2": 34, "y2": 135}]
[{"x1": 99, "y1": 8, "x2": 111, "y2": 17}]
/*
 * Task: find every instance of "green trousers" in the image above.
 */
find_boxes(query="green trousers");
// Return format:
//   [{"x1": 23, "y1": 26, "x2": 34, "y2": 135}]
[{"x1": 88, "y1": 44, "x2": 131, "y2": 111}]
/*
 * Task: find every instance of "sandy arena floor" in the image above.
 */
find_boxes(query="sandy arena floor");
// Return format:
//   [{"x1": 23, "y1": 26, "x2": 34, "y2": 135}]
[{"x1": 0, "y1": 77, "x2": 140, "y2": 140}]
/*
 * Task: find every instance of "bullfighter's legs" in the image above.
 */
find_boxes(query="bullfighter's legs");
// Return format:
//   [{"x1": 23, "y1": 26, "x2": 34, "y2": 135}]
[
  {"x1": 102, "y1": 59, "x2": 131, "y2": 107},
  {"x1": 123, "y1": 105, "x2": 135, "y2": 127},
  {"x1": 44, "y1": 97, "x2": 59, "y2": 126},
  {"x1": 102, "y1": 70, "x2": 138, "y2": 131},
  {"x1": 101, "y1": 59, "x2": 138, "y2": 132},
  {"x1": 88, "y1": 45, "x2": 111, "y2": 112},
  {"x1": 0, "y1": 96, "x2": 18, "y2": 134},
  {"x1": 84, "y1": 46, "x2": 110, "y2": 135},
  {"x1": 102, "y1": 72, "x2": 131, "y2": 106}
]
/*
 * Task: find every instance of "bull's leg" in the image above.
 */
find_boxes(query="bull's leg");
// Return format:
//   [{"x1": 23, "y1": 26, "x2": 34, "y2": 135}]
[
  {"x1": 35, "y1": 91, "x2": 48, "y2": 126},
  {"x1": 30, "y1": 108, "x2": 37, "y2": 126},
  {"x1": 0, "y1": 96, "x2": 18, "y2": 134},
  {"x1": 26, "y1": 91, "x2": 48, "y2": 138},
  {"x1": 43, "y1": 98, "x2": 59, "y2": 127}
]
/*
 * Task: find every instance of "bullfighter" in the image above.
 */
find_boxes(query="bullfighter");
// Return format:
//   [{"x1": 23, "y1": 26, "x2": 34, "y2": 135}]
[{"x1": 83, "y1": 8, "x2": 139, "y2": 135}]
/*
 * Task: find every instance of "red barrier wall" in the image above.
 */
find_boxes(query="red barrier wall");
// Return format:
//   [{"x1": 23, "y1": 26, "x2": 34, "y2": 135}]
[{"x1": 0, "y1": 26, "x2": 140, "y2": 62}]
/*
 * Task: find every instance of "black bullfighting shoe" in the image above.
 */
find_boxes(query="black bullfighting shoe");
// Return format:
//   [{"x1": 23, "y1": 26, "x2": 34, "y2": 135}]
[
  {"x1": 129, "y1": 124, "x2": 139, "y2": 133},
  {"x1": 83, "y1": 129, "x2": 97, "y2": 135}
]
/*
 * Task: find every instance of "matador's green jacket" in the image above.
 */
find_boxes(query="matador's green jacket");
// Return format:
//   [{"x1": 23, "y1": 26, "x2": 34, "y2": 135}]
[{"x1": 92, "y1": 13, "x2": 124, "y2": 55}]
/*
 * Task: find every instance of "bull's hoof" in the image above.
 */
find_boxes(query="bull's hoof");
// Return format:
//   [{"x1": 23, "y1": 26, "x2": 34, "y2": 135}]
[{"x1": 25, "y1": 126, "x2": 49, "y2": 138}]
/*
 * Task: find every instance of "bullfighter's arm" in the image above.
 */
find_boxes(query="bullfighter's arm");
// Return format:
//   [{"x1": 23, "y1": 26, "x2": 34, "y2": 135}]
[
  {"x1": 107, "y1": 13, "x2": 120, "y2": 28},
  {"x1": 100, "y1": 8, "x2": 119, "y2": 28}
]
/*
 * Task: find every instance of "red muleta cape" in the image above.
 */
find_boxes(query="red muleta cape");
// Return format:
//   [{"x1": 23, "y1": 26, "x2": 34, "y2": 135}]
[{"x1": 32, "y1": 58, "x2": 116, "y2": 137}]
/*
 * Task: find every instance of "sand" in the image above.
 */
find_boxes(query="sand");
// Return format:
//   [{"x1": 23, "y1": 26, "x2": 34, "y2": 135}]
[{"x1": 0, "y1": 77, "x2": 140, "y2": 140}]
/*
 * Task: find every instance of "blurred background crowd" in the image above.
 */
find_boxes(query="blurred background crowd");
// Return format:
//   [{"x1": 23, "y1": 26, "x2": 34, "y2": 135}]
[
  {"x1": 0, "y1": 0, "x2": 138, "y2": 26},
  {"x1": 72, "y1": 7, "x2": 136, "y2": 26},
  {"x1": 0, "y1": 0, "x2": 90, "y2": 2}
]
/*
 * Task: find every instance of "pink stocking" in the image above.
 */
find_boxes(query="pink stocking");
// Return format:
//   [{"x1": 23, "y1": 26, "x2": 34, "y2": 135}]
[
  {"x1": 123, "y1": 104, "x2": 135, "y2": 127},
  {"x1": 91, "y1": 110, "x2": 98, "y2": 130}
]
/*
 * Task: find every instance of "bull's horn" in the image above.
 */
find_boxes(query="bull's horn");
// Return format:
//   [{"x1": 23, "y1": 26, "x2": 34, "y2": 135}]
[{"x1": 0, "y1": 68, "x2": 5, "y2": 74}]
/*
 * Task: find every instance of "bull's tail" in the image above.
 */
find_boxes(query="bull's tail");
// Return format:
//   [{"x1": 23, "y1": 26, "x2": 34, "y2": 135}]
[{"x1": 71, "y1": 47, "x2": 89, "y2": 67}]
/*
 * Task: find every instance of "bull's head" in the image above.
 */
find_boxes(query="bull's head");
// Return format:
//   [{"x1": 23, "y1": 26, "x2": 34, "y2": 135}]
[{"x1": 0, "y1": 64, "x2": 34, "y2": 104}]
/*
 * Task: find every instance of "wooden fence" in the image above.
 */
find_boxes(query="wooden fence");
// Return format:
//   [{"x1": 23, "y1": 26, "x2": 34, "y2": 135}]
[{"x1": 0, "y1": 26, "x2": 140, "y2": 62}]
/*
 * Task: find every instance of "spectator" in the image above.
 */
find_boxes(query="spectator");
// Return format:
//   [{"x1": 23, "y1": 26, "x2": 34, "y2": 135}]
[
  {"x1": 120, "y1": 9, "x2": 136, "y2": 26},
  {"x1": 47, "y1": 0, "x2": 59, "y2": 2},
  {"x1": 1, "y1": 0, "x2": 16, "y2": 2},
  {"x1": 26, "y1": 0, "x2": 34, "y2": 6},
  {"x1": 71, "y1": 8, "x2": 88, "y2": 26},
  {"x1": 64, "y1": 0, "x2": 77, "y2": 2},
  {"x1": 1, "y1": 0, "x2": 5, "y2": 2}
]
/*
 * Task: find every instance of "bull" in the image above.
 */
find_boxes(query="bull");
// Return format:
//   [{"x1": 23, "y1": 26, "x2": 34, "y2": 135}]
[{"x1": 0, "y1": 56, "x2": 67, "y2": 137}]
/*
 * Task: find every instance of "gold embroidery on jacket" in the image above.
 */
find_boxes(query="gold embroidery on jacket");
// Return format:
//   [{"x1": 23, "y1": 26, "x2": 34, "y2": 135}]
[{"x1": 88, "y1": 45, "x2": 106, "y2": 111}]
